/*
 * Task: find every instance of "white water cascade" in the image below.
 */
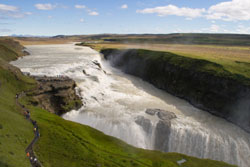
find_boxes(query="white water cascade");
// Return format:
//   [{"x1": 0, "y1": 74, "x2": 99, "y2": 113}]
[{"x1": 11, "y1": 44, "x2": 250, "y2": 167}]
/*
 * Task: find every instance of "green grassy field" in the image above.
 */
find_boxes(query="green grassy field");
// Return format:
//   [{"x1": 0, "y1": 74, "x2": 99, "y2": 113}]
[
  {"x1": 0, "y1": 39, "x2": 36, "y2": 167},
  {"x1": 0, "y1": 38, "x2": 236, "y2": 167},
  {"x1": 82, "y1": 42, "x2": 250, "y2": 79},
  {"x1": 48, "y1": 33, "x2": 250, "y2": 46},
  {"x1": 100, "y1": 33, "x2": 250, "y2": 46}
]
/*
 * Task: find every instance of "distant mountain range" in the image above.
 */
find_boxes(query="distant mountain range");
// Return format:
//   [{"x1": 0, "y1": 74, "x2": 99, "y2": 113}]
[{"x1": 11, "y1": 34, "x2": 51, "y2": 38}]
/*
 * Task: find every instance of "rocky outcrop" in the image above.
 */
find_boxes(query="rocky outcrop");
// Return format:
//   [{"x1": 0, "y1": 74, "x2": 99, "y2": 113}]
[
  {"x1": 135, "y1": 116, "x2": 152, "y2": 134},
  {"x1": 145, "y1": 109, "x2": 177, "y2": 120},
  {"x1": 102, "y1": 49, "x2": 250, "y2": 133},
  {"x1": 135, "y1": 109, "x2": 177, "y2": 151},
  {"x1": 145, "y1": 109, "x2": 177, "y2": 151},
  {"x1": 31, "y1": 76, "x2": 82, "y2": 115}
]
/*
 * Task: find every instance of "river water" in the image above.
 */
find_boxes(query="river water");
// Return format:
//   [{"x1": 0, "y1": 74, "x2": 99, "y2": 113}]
[{"x1": 11, "y1": 44, "x2": 250, "y2": 167}]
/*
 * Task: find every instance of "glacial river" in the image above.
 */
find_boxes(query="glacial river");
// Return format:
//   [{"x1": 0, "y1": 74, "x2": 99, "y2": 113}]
[{"x1": 11, "y1": 44, "x2": 250, "y2": 167}]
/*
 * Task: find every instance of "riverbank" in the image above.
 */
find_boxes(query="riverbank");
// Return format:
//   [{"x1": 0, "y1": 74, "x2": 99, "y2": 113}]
[{"x1": 101, "y1": 48, "x2": 250, "y2": 133}]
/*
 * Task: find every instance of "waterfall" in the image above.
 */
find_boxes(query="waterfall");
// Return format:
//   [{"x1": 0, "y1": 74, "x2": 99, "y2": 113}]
[
  {"x1": 11, "y1": 43, "x2": 250, "y2": 167},
  {"x1": 168, "y1": 120, "x2": 250, "y2": 167}
]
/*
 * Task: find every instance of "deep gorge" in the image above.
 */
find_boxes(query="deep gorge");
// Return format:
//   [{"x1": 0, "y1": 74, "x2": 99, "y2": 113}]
[
  {"x1": 11, "y1": 44, "x2": 250, "y2": 167},
  {"x1": 101, "y1": 48, "x2": 250, "y2": 133}
]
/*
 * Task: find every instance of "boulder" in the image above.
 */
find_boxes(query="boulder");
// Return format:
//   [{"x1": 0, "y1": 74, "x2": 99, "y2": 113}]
[
  {"x1": 145, "y1": 108, "x2": 177, "y2": 121},
  {"x1": 92, "y1": 60, "x2": 102, "y2": 69},
  {"x1": 157, "y1": 110, "x2": 177, "y2": 121},
  {"x1": 145, "y1": 109, "x2": 177, "y2": 152},
  {"x1": 145, "y1": 109, "x2": 158, "y2": 116}
]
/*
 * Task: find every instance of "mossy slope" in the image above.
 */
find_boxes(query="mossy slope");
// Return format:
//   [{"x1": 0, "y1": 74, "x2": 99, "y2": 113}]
[{"x1": 0, "y1": 39, "x2": 35, "y2": 167}]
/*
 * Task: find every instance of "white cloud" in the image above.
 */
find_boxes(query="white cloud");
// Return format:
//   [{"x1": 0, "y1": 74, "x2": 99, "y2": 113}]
[
  {"x1": 236, "y1": 25, "x2": 250, "y2": 34},
  {"x1": 48, "y1": 16, "x2": 52, "y2": 19},
  {"x1": 210, "y1": 24, "x2": 220, "y2": 32},
  {"x1": 10, "y1": 13, "x2": 26, "y2": 18},
  {"x1": 75, "y1": 5, "x2": 99, "y2": 16},
  {"x1": 198, "y1": 24, "x2": 233, "y2": 33},
  {"x1": 0, "y1": 3, "x2": 31, "y2": 19},
  {"x1": 137, "y1": 0, "x2": 250, "y2": 21},
  {"x1": 75, "y1": 5, "x2": 86, "y2": 9},
  {"x1": 0, "y1": 4, "x2": 18, "y2": 12},
  {"x1": 121, "y1": 4, "x2": 128, "y2": 9},
  {"x1": 136, "y1": 5, "x2": 205, "y2": 18},
  {"x1": 35, "y1": 4, "x2": 55, "y2": 10},
  {"x1": 0, "y1": 28, "x2": 11, "y2": 32},
  {"x1": 25, "y1": 12, "x2": 32, "y2": 15},
  {"x1": 80, "y1": 18, "x2": 84, "y2": 22},
  {"x1": 88, "y1": 11, "x2": 99, "y2": 16},
  {"x1": 207, "y1": 0, "x2": 250, "y2": 21}
]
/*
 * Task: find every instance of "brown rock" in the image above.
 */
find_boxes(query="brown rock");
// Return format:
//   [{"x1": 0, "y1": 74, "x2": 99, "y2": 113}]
[{"x1": 31, "y1": 76, "x2": 82, "y2": 115}]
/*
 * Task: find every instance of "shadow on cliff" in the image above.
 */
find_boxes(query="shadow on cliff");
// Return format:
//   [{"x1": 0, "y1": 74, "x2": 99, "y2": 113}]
[
  {"x1": 104, "y1": 52, "x2": 210, "y2": 123},
  {"x1": 103, "y1": 49, "x2": 250, "y2": 133},
  {"x1": 229, "y1": 97, "x2": 250, "y2": 132}
]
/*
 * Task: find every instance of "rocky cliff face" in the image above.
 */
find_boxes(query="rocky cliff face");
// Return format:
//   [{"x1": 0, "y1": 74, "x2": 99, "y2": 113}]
[
  {"x1": 31, "y1": 76, "x2": 82, "y2": 115},
  {"x1": 101, "y1": 49, "x2": 250, "y2": 133},
  {"x1": 135, "y1": 109, "x2": 177, "y2": 151}
]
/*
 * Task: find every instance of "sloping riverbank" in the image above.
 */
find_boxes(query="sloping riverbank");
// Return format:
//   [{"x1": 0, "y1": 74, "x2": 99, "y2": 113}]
[{"x1": 101, "y1": 48, "x2": 250, "y2": 133}]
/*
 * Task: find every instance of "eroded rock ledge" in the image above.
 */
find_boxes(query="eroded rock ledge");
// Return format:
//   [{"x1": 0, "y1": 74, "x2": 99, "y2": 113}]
[
  {"x1": 30, "y1": 76, "x2": 82, "y2": 115},
  {"x1": 135, "y1": 109, "x2": 177, "y2": 151}
]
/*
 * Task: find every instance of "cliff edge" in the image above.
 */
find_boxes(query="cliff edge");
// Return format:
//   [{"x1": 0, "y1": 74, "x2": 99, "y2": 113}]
[
  {"x1": 101, "y1": 48, "x2": 250, "y2": 133},
  {"x1": 29, "y1": 76, "x2": 82, "y2": 115}
]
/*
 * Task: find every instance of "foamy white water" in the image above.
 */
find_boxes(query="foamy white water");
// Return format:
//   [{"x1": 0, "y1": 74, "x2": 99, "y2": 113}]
[{"x1": 11, "y1": 44, "x2": 250, "y2": 167}]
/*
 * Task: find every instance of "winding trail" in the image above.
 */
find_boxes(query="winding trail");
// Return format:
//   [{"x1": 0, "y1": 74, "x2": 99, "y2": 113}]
[{"x1": 16, "y1": 92, "x2": 42, "y2": 167}]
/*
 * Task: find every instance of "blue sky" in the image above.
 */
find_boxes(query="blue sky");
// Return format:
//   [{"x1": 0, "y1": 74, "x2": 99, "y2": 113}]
[{"x1": 0, "y1": 0, "x2": 250, "y2": 36}]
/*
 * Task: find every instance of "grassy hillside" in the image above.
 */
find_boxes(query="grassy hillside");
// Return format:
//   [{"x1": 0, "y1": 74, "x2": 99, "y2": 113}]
[
  {"x1": 0, "y1": 38, "x2": 235, "y2": 167},
  {"x1": 0, "y1": 39, "x2": 35, "y2": 167}
]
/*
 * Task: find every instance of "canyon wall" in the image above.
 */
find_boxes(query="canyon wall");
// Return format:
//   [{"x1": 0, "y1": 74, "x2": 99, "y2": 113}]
[{"x1": 101, "y1": 49, "x2": 250, "y2": 132}]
